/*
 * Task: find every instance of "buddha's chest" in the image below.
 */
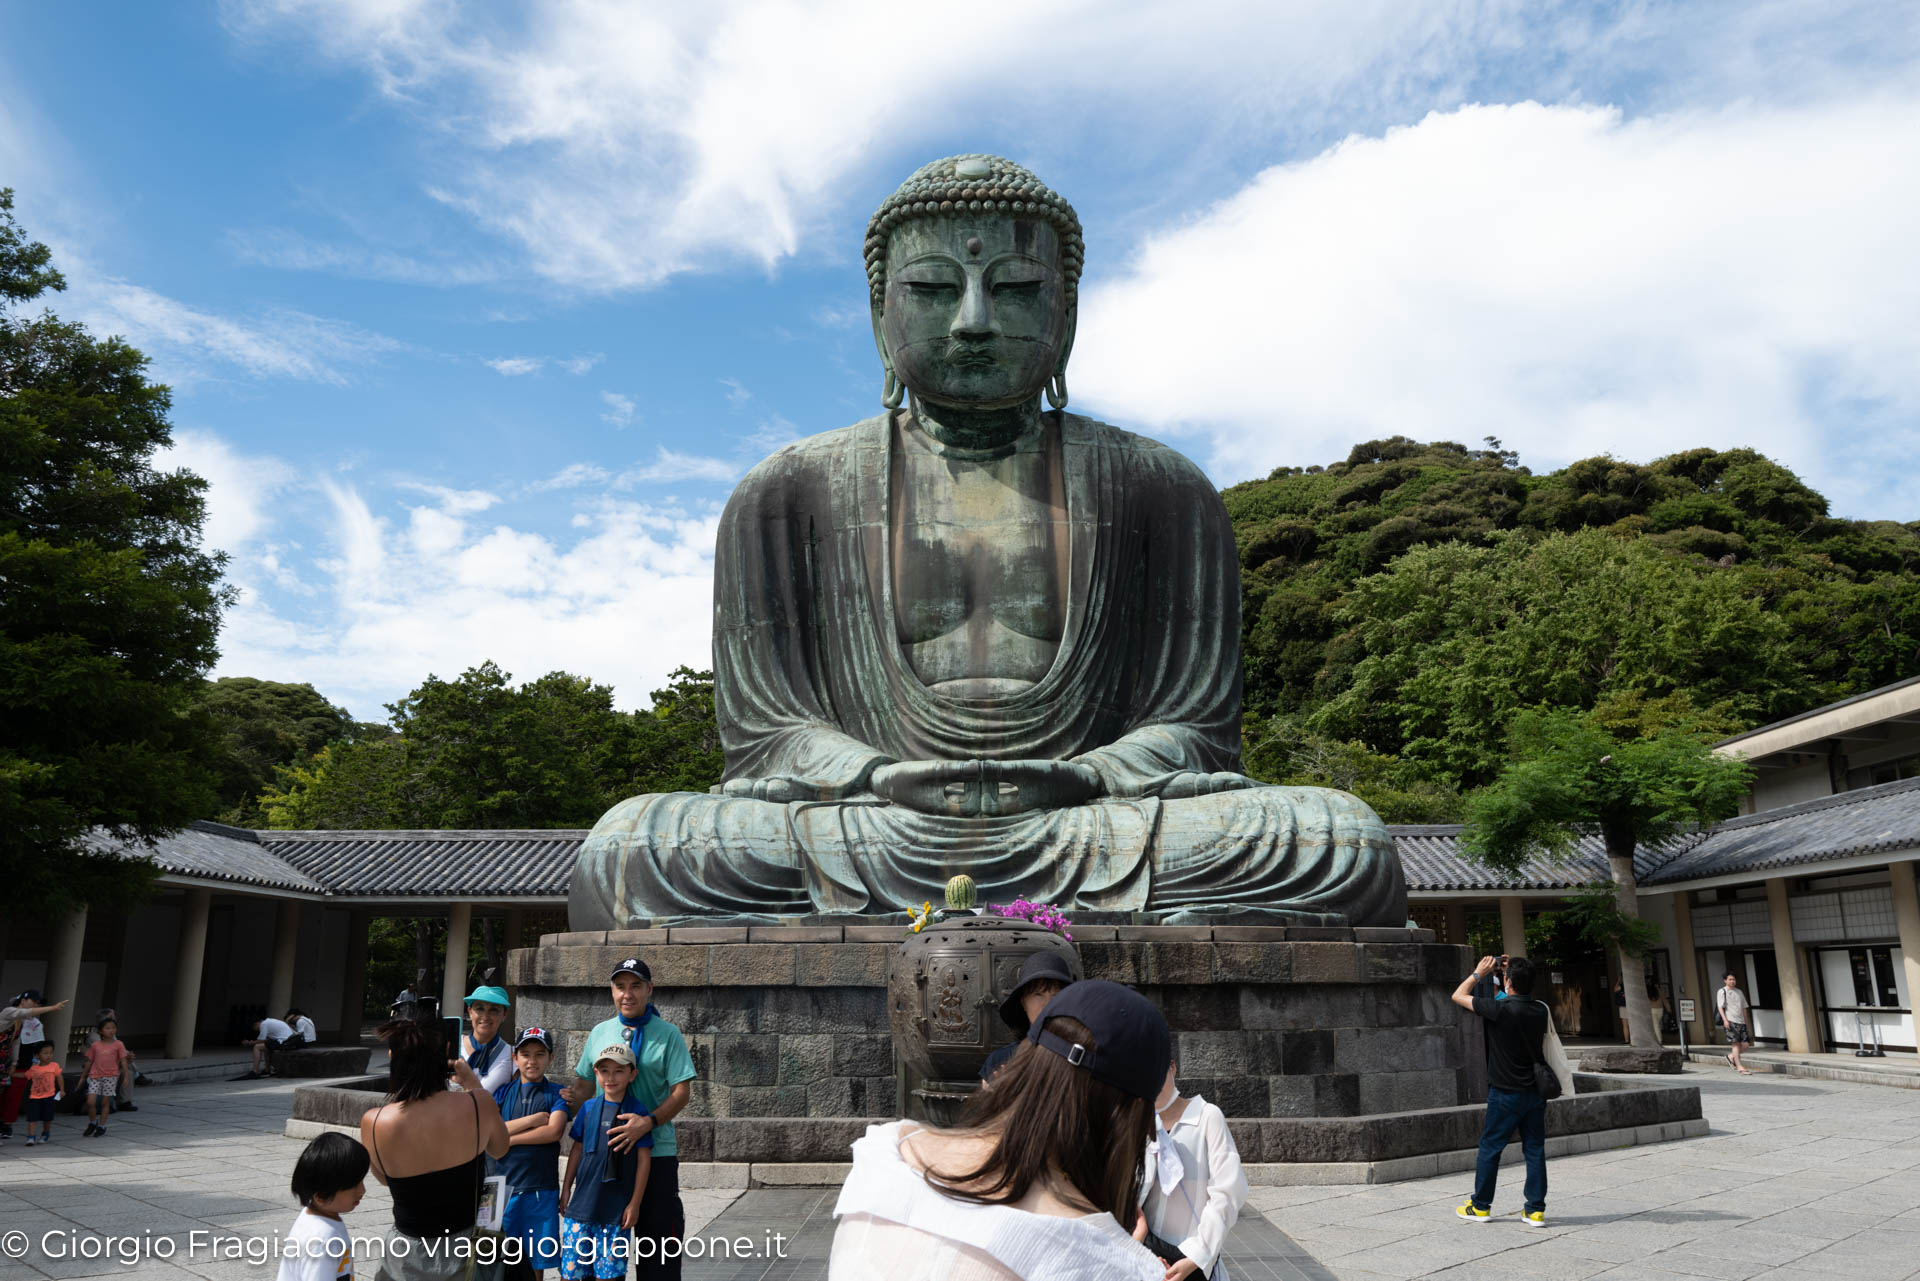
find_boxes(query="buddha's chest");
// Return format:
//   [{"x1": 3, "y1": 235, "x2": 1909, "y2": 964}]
[{"x1": 887, "y1": 442, "x2": 1070, "y2": 684}]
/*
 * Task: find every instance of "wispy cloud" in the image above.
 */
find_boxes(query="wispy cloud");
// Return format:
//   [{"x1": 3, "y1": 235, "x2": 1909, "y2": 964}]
[
  {"x1": 616, "y1": 447, "x2": 742, "y2": 486},
  {"x1": 486, "y1": 356, "x2": 545, "y2": 376},
  {"x1": 62, "y1": 265, "x2": 401, "y2": 385},
  {"x1": 225, "y1": 227, "x2": 503, "y2": 286},
  {"x1": 720, "y1": 377, "x2": 752, "y2": 407},
  {"x1": 527, "y1": 462, "x2": 613, "y2": 492},
  {"x1": 557, "y1": 352, "x2": 603, "y2": 375},
  {"x1": 600, "y1": 391, "x2": 636, "y2": 426}
]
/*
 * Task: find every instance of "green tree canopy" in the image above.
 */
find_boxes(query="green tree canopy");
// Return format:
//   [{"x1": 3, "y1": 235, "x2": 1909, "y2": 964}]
[
  {"x1": 0, "y1": 190, "x2": 229, "y2": 918},
  {"x1": 199, "y1": 676, "x2": 363, "y2": 824},
  {"x1": 1460, "y1": 708, "x2": 1753, "y2": 1047},
  {"x1": 258, "y1": 663, "x2": 725, "y2": 830}
]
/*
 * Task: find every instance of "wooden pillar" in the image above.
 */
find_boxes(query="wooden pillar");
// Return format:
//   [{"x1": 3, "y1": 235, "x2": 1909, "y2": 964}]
[
  {"x1": 1499, "y1": 896, "x2": 1527, "y2": 959},
  {"x1": 44, "y1": 907, "x2": 89, "y2": 1060},
  {"x1": 442, "y1": 903, "x2": 473, "y2": 1018},
  {"x1": 1442, "y1": 904, "x2": 1468, "y2": 948},
  {"x1": 1891, "y1": 861, "x2": 1920, "y2": 1063},
  {"x1": 505, "y1": 907, "x2": 526, "y2": 954},
  {"x1": 268, "y1": 900, "x2": 301, "y2": 1018},
  {"x1": 1765, "y1": 877, "x2": 1817, "y2": 1054},
  {"x1": 166, "y1": 889, "x2": 213, "y2": 1060},
  {"x1": 338, "y1": 909, "x2": 370, "y2": 1044},
  {"x1": 1670, "y1": 892, "x2": 1707, "y2": 1044}
]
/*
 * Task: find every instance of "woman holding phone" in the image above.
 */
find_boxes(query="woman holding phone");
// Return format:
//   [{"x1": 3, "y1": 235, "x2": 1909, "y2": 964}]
[{"x1": 361, "y1": 1019, "x2": 512, "y2": 1279}]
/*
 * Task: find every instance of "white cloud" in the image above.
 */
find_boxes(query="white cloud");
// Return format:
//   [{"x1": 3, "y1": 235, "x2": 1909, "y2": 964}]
[
  {"x1": 616, "y1": 448, "x2": 742, "y2": 487},
  {"x1": 213, "y1": 0, "x2": 1604, "y2": 290},
  {"x1": 558, "y1": 352, "x2": 603, "y2": 375},
  {"x1": 1075, "y1": 96, "x2": 1920, "y2": 518},
  {"x1": 193, "y1": 439, "x2": 719, "y2": 717},
  {"x1": 719, "y1": 377, "x2": 752, "y2": 407},
  {"x1": 600, "y1": 391, "x2": 636, "y2": 425},
  {"x1": 225, "y1": 227, "x2": 503, "y2": 285},
  {"x1": 486, "y1": 355, "x2": 544, "y2": 376},
  {"x1": 158, "y1": 428, "x2": 298, "y2": 556}
]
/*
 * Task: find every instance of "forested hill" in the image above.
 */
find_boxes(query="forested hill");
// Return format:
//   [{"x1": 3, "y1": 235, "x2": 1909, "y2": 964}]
[{"x1": 1226, "y1": 438, "x2": 1920, "y2": 807}]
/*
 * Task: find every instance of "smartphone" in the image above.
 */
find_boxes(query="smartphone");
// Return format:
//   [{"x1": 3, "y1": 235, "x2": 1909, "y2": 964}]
[{"x1": 442, "y1": 1015, "x2": 463, "y2": 1060}]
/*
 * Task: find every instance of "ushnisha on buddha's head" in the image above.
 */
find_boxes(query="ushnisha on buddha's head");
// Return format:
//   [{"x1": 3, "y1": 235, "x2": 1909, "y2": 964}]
[{"x1": 867, "y1": 155, "x2": 1083, "y2": 418}]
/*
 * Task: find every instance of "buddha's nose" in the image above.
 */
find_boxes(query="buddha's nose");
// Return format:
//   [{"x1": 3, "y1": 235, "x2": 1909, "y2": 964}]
[{"x1": 951, "y1": 275, "x2": 997, "y2": 339}]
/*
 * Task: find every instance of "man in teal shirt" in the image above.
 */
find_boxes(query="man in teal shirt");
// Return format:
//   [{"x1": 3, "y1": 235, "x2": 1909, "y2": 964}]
[{"x1": 569, "y1": 957, "x2": 697, "y2": 1280}]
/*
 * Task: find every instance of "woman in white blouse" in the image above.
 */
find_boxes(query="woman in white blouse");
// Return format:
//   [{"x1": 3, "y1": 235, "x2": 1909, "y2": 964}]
[
  {"x1": 831, "y1": 981, "x2": 1173, "y2": 1281},
  {"x1": 1136, "y1": 1059, "x2": 1249, "y2": 1281}
]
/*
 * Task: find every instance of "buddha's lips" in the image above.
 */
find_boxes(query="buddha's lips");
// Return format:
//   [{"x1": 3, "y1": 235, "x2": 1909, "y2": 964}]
[{"x1": 946, "y1": 341, "x2": 998, "y2": 366}]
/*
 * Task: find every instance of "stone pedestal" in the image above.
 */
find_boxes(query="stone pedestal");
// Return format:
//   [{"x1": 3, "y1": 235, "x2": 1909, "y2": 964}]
[{"x1": 505, "y1": 923, "x2": 1480, "y2": 1161}]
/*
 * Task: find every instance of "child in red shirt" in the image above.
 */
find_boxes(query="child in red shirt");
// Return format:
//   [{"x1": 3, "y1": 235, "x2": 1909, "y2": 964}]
[
  {"x1": 23, "y1": 1043, "x2": 64, "y2": 1145},
  {"x1": 83, "y1": 1018, "x2": 130, "y2": 1137}
]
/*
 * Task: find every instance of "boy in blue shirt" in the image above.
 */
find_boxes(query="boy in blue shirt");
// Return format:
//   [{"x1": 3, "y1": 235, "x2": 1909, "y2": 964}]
[
  {"x1": 492, "y1": 1027, "x2": 572, "y2": 1278},
  {"x1": 559, "y1": 1042, "x2": 652, "y2": 1281}
]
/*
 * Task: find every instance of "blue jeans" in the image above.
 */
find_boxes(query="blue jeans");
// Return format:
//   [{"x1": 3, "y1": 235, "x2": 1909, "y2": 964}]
[{"x1": 1473, "y1": 1085, "x2": 1547, "y2": 1212}]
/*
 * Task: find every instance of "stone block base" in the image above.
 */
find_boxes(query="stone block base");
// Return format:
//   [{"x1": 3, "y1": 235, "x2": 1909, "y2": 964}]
[
  {"x1": 279, "y1": 1047, "x2": 374, "y2": 1078},
  {"x1": 1577, "y1": 1046, "x2": 1688, "y2": 1074}
]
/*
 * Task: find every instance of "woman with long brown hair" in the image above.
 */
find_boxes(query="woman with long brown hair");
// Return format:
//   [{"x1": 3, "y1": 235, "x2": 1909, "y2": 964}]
[
  {"x1": 360, "y1": 1019, "x2": 512, "y2": 1280},
  {"x1": 830, "y1": 980, "x2": 1171, "y2": 1280}
]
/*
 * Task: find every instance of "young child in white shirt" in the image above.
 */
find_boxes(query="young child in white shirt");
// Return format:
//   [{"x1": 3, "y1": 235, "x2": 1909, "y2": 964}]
[
  {"x1": 1133, "y1": 1059, "x2": 1250, "y2": 1281},
  {"x1": 279, "y1": 1132, "x2": 370, "y2": 1281}
]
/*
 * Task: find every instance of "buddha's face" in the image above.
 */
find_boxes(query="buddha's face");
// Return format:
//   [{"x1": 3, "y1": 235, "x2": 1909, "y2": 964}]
[{"x1": 878, "y1": 214, "x2": 1072, "y2": 408}]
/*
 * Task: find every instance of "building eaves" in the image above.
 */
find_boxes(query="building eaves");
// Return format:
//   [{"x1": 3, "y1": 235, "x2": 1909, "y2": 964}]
[
  {"x1": 86, "y1": 822, "x2": 327, "y2": 894},
  {"x1": 1641, "y1": 775, "x2": 1920, "y2": 887}
]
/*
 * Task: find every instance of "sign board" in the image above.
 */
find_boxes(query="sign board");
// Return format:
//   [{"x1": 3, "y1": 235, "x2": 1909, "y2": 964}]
[
  {"x1": 1550, "y1": 971, "x2": 1564, "y2": 984},
  {"x1": 1679, "y1": 999, "x2": 1696, "y2": 1022}
]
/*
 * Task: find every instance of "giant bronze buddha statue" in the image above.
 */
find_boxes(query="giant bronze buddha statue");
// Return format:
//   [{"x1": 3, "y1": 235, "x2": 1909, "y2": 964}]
[{"x1": 569, "y1": 155, "x2": 1405, "y2": 927}]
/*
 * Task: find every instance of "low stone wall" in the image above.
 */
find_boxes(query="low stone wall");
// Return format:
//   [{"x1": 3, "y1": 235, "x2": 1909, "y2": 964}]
[{"x1": 505, "y1": 924, "x2": 1480, "y2": 1124}]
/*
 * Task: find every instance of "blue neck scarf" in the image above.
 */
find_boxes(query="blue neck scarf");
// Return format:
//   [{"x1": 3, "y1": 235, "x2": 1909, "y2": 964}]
[
  {"x1": 584, "y1": 1093, "x2": 633, "y2": 1156},
  {"x1": 618, "y1": 1005, "x2": 657, "y2": 1061},
  {"x1": 467, "y1": 1035, "x2": 505, "y2": 1074}
]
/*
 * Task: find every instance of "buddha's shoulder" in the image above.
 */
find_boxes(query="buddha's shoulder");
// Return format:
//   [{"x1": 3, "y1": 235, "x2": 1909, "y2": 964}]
[
  {"x1": 731, "y1": 418, "x2": 884, "y2": 491},
  {"x1": 1062, "y1": 413, "x2": 1214, "y2": 488}
]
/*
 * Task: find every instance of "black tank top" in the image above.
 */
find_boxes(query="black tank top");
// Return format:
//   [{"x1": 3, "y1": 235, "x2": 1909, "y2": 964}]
[{"x1": 373, "y1": 1092, "x2": 484, "y2": 1237}]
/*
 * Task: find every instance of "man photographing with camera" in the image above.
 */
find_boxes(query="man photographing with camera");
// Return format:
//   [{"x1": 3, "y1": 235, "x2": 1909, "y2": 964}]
[{"x1": 1452, "y1": 953, "x2": 1551, "y2": 1228}]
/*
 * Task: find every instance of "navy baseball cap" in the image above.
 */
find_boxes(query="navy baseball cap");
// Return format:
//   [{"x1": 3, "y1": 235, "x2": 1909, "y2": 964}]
[
  {"x1": 514, "y1": 1027, "x2": 554, "y2": 1052},
  {"x1": 610, "y1": 957, "x2": 652, "y2": 982},
  {"x1": 1026, "y1": 980, "x2": 1172, "y2": 1102},
  {"x1": 998, "y1": 951, "x2": 1076, "y2": 1035}
]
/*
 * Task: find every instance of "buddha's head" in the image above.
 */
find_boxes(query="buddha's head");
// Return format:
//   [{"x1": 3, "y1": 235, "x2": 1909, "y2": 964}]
[{"x1": 866, "y1": 155, "x2": 1082, "y2": 412}]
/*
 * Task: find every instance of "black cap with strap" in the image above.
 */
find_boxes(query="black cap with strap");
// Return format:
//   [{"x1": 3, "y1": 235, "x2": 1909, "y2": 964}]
[{"x1": 1025, "y1": 979, "x2": 1171, "y2": 1102}]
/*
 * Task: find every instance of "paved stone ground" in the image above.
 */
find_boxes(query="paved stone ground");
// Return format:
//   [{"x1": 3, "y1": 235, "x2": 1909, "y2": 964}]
[
  {"x1": 1262, "y1": 1069, "x2": 1920, "y2": 1281},
  {"x1": 3, "y1": 1066, "x2": 1919, "y2": 1280}
]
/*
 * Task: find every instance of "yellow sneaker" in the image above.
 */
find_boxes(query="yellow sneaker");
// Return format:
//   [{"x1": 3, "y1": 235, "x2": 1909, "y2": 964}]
[
  {"x1": 1522, "y1": 1210, "x2": 1547, "y2": 1228},
  {"x1": 1455, "y1": 1201, "x2": 1490, "y2": 1223}
]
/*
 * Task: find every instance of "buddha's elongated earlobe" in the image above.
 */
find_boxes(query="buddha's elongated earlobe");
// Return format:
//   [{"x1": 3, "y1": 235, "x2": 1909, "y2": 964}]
[
  {"x1": 883, "y1": 367, "x2": 905, "y2": 409},
  {"x1": 1046, "y1": 370, "x2": 1068, "y2": 410}
]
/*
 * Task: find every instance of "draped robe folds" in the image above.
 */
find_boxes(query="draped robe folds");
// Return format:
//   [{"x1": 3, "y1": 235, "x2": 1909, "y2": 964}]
[{"x1": 568, "y1": 412, "x2": 1406, "y2": 927}]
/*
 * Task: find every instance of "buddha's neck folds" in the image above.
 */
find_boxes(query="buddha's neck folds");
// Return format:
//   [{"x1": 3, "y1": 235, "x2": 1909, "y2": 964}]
[{"x1": 906, "y1": 393, "x2": 1046, "y2": 456}]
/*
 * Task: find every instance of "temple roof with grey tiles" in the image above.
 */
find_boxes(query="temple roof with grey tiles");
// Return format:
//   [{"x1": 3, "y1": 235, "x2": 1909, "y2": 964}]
[{"x1": 97, "y1": 777, "x2": 1920, "y2": 902}]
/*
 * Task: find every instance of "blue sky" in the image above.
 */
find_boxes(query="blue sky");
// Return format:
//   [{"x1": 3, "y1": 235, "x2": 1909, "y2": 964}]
[{"x1": 4, "y1": 1, "x2": 1917, "y2": 719}]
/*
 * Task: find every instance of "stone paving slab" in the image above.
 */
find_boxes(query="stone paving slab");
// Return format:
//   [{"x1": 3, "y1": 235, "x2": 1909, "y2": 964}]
[{"x1": 6, "y1": 1064, "x2": 1920, "y2": 1280}]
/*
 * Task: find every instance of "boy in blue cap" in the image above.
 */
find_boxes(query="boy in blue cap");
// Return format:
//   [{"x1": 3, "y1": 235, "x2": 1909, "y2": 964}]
[
  {"x1": 560, "y1": 1042, "x2": 652, "y2": 1280},
  {"x1": 494, "y1": 1027, "x2": 571, "y2": 1279}
]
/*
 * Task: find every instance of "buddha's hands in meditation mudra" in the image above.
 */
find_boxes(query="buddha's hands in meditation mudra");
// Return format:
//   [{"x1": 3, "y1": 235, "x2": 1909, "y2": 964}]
[{"x1": 724, "y1": 763, "x2": 1261, "y2": 816}]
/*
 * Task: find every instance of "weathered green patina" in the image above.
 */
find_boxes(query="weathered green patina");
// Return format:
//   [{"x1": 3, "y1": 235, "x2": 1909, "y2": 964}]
[{"x1": 568, "y1": 155, "x2": 1406, "y2": 926}]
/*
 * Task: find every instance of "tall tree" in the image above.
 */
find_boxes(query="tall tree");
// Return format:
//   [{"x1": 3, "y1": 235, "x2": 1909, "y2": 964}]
[
  {"x1": 0, "y1": 190, "x2": 229, "y2": 917},
  {"x1": 1460, "y1": 709, "x2": 1752, "y2": 1050}
]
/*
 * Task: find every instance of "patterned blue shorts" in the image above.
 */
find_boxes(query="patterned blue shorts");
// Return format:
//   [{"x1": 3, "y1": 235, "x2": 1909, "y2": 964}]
[{"x1": 560, "y1": 1216, "x2": 630, "y2": 1281}]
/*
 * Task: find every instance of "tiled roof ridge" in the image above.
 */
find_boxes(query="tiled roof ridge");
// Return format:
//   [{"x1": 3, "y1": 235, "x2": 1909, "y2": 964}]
[
  {"x1": 1709, "y1": 774, "x2": 1920, "y2": 831},
  {"x1": 259, "y1": 828, "x2": 592, "y2": 842},
  {"x1": 187, "y1": 819, "x2": 262, "y2": 843}
]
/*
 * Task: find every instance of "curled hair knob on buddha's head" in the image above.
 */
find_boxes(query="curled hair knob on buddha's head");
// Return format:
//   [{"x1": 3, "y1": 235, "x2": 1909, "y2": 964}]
[{"x1": 864, "y1": 153, "x2": 1085, "y2": 306}]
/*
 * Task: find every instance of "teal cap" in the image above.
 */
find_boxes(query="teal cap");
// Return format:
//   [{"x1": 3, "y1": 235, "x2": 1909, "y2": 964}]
[{"x1": 463, "y1": 985, "x2": 511, "y2": 1009}]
